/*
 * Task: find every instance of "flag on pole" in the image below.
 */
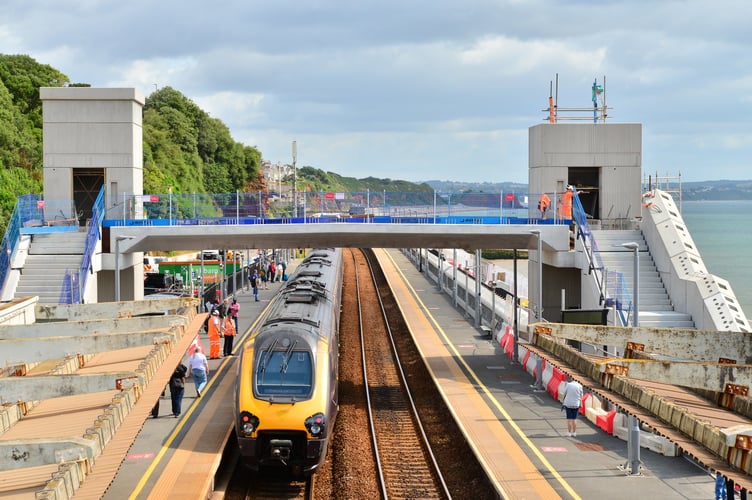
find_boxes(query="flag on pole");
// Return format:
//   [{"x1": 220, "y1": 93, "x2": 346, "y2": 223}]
[{"x1": 188, "y1": 335, "x2": 205, "y2": 357}]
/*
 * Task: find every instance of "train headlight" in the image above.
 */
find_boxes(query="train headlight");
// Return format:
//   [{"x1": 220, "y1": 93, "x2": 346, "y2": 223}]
[
  {"x1": 305, "y1": 413, "x2": 326, "y2": 437},
  {"x1": 239, "y1": 412, "x2": 260, "y2": 436}
]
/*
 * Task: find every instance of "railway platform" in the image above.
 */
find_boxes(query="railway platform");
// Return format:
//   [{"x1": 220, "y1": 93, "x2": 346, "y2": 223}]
[
  {"x1": 376, "y1": 248, "x2": 717, "y2": 499},
  {"x1": 100, "y1": 277, "x2": 288, "y2": 500},
  {"x1": 101, "y1": 249, "x2": 720, "y2": 499}
]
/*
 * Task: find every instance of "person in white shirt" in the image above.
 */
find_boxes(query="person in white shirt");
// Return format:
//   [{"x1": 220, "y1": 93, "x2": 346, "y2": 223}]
[
  {"x1": 190, "y1": 345, "x2": 209, "y2": 397},
  {"x1": 561, "y1": 376, "x2": 584, "y2": 437}
]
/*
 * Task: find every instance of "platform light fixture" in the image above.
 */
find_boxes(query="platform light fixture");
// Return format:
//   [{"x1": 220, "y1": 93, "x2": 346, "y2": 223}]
[
  {"x1": 621, "y1": 242, "x2": 640, "y2": 327},
  {"x1": 529, "y1": 230, "x2": 543, "y2": 322}
]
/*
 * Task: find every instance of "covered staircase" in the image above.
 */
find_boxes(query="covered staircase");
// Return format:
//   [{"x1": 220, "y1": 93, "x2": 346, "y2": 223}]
[
  {"x1": 591, "y1": 229, "x2": 694, "y2": 329},
  {"x1": 14, "y1": 231, "x2": 87, "y2": 305}
]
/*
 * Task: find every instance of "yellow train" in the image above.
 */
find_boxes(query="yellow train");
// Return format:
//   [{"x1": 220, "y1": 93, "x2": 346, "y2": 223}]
[{"x1": 234, "y1": 248, "x2": 343, "y2": 476}]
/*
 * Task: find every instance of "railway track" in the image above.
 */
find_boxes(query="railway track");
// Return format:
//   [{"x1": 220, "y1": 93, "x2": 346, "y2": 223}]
[
  {"x1": 228, "y1": 248, "x2": 493, "y2": 499},
  {"x1": 352, "y1": 248, "x2": 452, "y2": 499}
]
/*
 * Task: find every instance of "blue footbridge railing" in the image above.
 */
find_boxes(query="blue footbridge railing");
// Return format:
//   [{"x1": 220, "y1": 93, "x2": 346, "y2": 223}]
[
  {"x1": 572, "y1": 194, "x2": 632, "y2": 326},
  {"x1": 61, "y1": 186, "x2": 106, "y2": 304},
  {"x1": 101, "y1": 190, "x2": 575, "y2": 228}
]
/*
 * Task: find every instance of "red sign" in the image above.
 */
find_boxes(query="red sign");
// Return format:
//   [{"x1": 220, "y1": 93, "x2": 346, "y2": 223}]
[
  {"x1": 37, "y1": 201, "x2": 45, "y2": 208},
  {"x1": 325, "y1": 192, "x2": 335, "y2": 199},
  {"x1": 505, "y1": 194, "x2": 515, "y2": 201}
]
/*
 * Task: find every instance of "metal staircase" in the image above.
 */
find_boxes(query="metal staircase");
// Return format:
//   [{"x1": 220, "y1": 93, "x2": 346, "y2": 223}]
[
  {"x1": 591, "y1": 229, "x2": 694, "y2": 328},
  {"x1": 14, "y1": 231, "x2": 87, "y2": 305}
]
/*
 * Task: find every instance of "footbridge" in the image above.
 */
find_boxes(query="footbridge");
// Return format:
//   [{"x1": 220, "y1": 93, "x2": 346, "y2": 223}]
[{"x1": 106, "y1": 222, "x2": 570, "y2": 254}]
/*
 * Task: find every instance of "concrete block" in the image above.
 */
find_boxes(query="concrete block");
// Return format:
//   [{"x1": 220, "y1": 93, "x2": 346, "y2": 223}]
[
  {"x1": 669, "y1": 252, "x2": 707, "y2": 280},
  {"x1": 654, "y1": 217, "x2": 701, "y2": 259},
  {"x1": 698, "y1": 281, "x2": 751, "y2": 332},
  {"x1": 613, "y1": 425, "x2": 629, "y2": 441},
  {"x1": 612, "y1": 413, "x2": 627, "y2": 435},
  {"x1": 641, "y1": 433, "x2": 680, "y2": 457},
  {"x1": 720, "y1": 424, "x2": 752, "y2": 448}
]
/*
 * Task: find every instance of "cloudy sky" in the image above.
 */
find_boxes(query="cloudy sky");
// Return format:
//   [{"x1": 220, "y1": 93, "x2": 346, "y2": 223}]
[{"x1": 3, "y1": 1, "x2": 751, "y2": 184}]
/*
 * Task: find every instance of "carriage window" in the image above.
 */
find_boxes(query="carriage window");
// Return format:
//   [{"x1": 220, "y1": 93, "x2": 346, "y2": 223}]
[{"x1": 256, "y1": 350, "x2": 313, "y2": 397}]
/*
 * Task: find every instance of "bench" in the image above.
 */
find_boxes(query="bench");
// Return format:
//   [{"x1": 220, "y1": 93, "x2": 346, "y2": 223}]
[{"x1": 479, "y1": 325, "x2": 492, "y2": 338}]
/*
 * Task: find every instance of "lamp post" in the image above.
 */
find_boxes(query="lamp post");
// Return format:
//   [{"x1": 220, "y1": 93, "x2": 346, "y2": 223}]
[
  {"x1": 114, "y1": 235, "x2": 134, "y2": 302},
  {"x1": 491, "y1": 279, "x2": 498, "y2": 334},
  {"x1": 292, "y1": 140, "x2": 297, "y2": 218},
  {"x1": 622, "y1": 240, "x2": 643, "y2": 474},
  {"x1": 529, "y1": 230, "x2": 543, "y2": 322},
  {"x1": 621, "y1": 242, "x2": 639, "y2": 327}
]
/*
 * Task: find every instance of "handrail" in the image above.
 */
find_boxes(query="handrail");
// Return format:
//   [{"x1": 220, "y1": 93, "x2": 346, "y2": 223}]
[
  {"x1": 572, "y1": 194, "x2": 634, "y2": 326},
  {"x1": 0, "y1": 200, "x2": 24, "y2": 291},
  {"x1": 79, "y1": 186, "x2": 105, "y2": 301},
  {"x1": 61, "y1": 186, "x2": 105, "y2": 303},
  {"x1": 572, "y1": 194, "x2": 606, "y2": 303}
]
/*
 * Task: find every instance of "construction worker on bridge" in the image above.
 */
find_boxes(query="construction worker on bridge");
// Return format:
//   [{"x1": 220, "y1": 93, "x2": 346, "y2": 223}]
[
  {"x1": 558, "y1": 185, "x2": 582, "y2": 221},
  {"x1": 538, "y1": 192, "x2": 551, "y2": 219}
]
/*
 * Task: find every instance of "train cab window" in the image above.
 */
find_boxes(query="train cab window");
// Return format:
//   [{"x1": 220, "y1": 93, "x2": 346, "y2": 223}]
[{"x1": 255, "y1": 350, "x2": 313, "y2": 398}]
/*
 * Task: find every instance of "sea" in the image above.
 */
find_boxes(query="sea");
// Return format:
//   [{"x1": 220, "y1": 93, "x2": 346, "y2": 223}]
[{"x1": 680, "y1": 200, "x2": 752, "y2": 321}]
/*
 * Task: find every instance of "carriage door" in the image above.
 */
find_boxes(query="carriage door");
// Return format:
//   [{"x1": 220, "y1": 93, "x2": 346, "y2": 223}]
[{"x1": 73, "y1": 168, "x2": 105, "y2": 227}]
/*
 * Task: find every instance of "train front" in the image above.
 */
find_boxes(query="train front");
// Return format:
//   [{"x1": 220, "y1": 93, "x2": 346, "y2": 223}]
[{"x1": 235, "y1": 323, "x2": 335, "y2": 476}]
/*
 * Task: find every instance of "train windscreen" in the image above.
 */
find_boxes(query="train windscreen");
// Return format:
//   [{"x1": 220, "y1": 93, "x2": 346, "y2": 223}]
[{"x1": 255, "y1": 350, "x2": 313, "y2": 398}]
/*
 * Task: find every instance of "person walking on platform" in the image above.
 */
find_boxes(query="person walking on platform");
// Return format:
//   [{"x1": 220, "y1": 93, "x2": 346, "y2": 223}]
[
  {"x1": 207, "y1": 309, "x2": 222, "y2": 359},
  {"x1": 275, "y1": 262, "x2": 284, "y2": 282},
  {"x1": 190, "y1": 345, "x2": 209, "y2": 397},
  {"x1": 169, "y1": 362, "x2": 187, "y2": 417},
  {"x1": 229, "y1": 298, "x2": 240, "y2": 333},
  {"x1": 222, "y1": 313, "x2": 237, "y2": 356},
  {"x1": 561, "y1": 375, "x2": 583, "y2": 437},
  {"x1": 250, "y1": 271, "x2": 259, "y2": 301},
  {"x1": 268, "y1": 262, "x2": 276, "y2": 283}
]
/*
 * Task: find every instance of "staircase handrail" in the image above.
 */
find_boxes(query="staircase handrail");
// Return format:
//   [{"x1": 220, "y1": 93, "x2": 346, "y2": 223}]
[
  {"x1": 79, "y1": 186, "x2": 106, "y2": 295},
  {"x1": 572, "y1": 194, "x2": 607, "y2": 304},
  {"x1": 61, "y1": 186, "x2": 105, "y2": 303},
  {"x1": 0, "y1": 200, "x2": 25, "y2": 292},
  {"x1": 604, "y1": 269, "x2": 631, "y2": 326},
  {"x1": 572, "y1": 195, "x2": 634, "y2": 326}
]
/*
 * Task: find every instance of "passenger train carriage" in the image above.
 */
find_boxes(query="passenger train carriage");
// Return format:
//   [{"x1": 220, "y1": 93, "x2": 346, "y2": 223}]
[{"x1": 234, "y1": 248, "x2": 343, "y2": 476}]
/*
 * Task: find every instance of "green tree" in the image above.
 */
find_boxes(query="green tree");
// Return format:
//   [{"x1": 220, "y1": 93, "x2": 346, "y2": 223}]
[{"x1": 0, "y1": 55, "x2": 68, "y2": 233}]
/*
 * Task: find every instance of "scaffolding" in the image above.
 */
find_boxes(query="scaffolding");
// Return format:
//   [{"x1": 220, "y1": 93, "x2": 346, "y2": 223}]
[{"x1": 542, "y1": 74, "x2": 609, "y2": 123}]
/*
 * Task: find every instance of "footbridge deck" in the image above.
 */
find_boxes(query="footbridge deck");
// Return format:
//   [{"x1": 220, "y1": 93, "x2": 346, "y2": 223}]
[{"x1": 105, "y1": 222, "x2": 571, "y2": 254}]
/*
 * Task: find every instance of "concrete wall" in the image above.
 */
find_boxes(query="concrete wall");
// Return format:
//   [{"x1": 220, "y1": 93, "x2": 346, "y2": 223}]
[
  {"x1": 528, "y1": 123, "x2": 642, "y2": 225},
  {"x1": 41, "y1": 87, "x2": 145, "y2": 204},
  {"x1": 641, "y1": 190, "x2": 750, "y2": 332},
  {"x1": 40, "y1": 87, "x2": 145, "y2": 303}
]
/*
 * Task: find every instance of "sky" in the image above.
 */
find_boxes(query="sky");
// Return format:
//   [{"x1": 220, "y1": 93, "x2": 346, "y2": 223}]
[{"x1": 2, "y1": 0, "x2": 751, "y2": 184}]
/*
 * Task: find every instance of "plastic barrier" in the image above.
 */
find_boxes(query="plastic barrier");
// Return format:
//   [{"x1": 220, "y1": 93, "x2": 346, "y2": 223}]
[
  {"x1": 548, "y1": 367, "x2": 566, "y2": 400},
  {"x1": 540, "y1": 360, "x2": 554, "y2": 389},
  {"x1": 523, "y1": 351, "x2": 539, "y2": 378},
  {"x1": 579, "y1": 393, "x2": 592, "y2": 415},
  {"x1": 596, "y1": 409, "x2": 617, "y2": 435},
  {"x1": 500, "y1": 327, "x2": 514, "y2": 358}
]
